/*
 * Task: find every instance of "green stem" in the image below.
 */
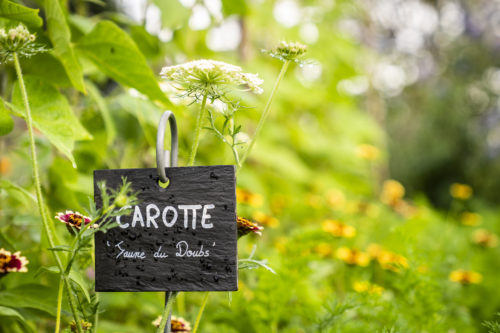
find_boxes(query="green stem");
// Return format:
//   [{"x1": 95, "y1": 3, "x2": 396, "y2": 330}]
[
  {"x1": 55, "y1": 277, "x2": 64, "y2": 333},
  {"x1": 239, "y1": 60, "x2": 290, "y2": 169},
  {"x1": 13, "y1": 53, "x2": 84, "y2": 333},
  {"x1": 187, "y1": 94, "x2": 208, "y2": 166},
  {"x1": 192, "y1": 292, "x2": 210, "y2": 333},
  {"x1": 156, "y1": 292, "x2": 178, "y2": 333}
]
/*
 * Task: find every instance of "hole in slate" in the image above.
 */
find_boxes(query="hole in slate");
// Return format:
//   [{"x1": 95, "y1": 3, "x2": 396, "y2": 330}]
[{"x1": 158, "y1": 178, "x2": 170, "y2": 189}]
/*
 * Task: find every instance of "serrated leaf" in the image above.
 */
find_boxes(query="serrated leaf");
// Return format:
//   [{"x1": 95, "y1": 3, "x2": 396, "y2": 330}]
[
  {"x1": 0, "y1": 1, "x2": 43, "y2": 27},
  {"x1": 44, "y1": 0, "x2": 86, "y2": 93},
  {"x1": 76, "y1": 21, "x2": 171, "y2": 106},
  {"x1": 0, "y1": 100, "x2": 14, "y2": 136},
  {"x1": 11, "y1": 76, "x2": 92, "y2": 167}
]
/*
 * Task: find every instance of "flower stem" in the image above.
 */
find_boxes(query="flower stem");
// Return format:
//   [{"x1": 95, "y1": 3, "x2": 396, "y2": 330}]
[
  {"x1": 187, "y1": 94, "x2": 208, "y2": 166},
  {"x1": 55, "y1": 277, "x2": 64, "y2": 333},
  {"x1": 13, "y1": 53, "x2": 84, "y2": 333},
  {"x1": 156, "y1": 292, "x2": 178, "y2": 333},
  {"x1": 192, "y1": 292, "x2": 210, "y2": 333},
  {"x1": 239, "y1": 60, "x2": 290, "y2": 169}
]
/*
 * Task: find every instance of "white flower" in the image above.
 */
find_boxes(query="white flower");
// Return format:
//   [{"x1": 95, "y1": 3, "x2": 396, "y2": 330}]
[{"x1": 160, "y1": 59, "x2": 263, "y2": 102}]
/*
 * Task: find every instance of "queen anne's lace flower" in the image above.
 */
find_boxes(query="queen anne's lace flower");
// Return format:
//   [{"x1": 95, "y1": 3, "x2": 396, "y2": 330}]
[
  {"x1": 0, "y1": 24, "x2": 46, "y2": 63},
  {"x1": 266, "y1": 41, "x2": 308, "y2": 64},
  {"x1": 160, "y1": 60, "x2": 263, "y2": 102},
  {"x1": 0, "y1": 248, "x2": 29, "y2": 273}
]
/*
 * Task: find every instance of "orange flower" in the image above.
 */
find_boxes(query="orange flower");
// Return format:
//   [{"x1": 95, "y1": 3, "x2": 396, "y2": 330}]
[
  {"x1": 335, "y1": 247, "x2": 370, "y2": 266},
  {"x1": 314, "y1": 243, "x2": 334, "y2": 257},
  {"x1": 472, "y1": 229, "x2": 498, "y2": 248},
  {"x1": 377, "y1": 250, "x2": 408, "y2": 272},
  {"x1": 353, "y1": 281, "x2": 384, "y2": 295},
  {"x1": 356, "y1": 144, "x2": 380, "y2": 161},
  {"x1": 450, "y1": 183, "x2": 473, "y2": 200},
  {"x1": 252, "y1": 211, "x2": 279, "y2": 228},
  {"x1": 0, "y1": 157, "x2": 11, "y2": 175},
  {"x1": 0, "y1": 248, "x2": 28, "y2": 273},
  {"x1": 236, "y1": 188, "x2": 263, "y2": 207},
  {"x1": 380, "y1": 180, "x2": 405, "y2": 206},
  {"x1": 449, "y1": 270, "x2": 482, "y2": 284},
  {"x1": 460, "y1": 212, "x2": 481, "y2": 226},
  {"x1": 322, "y1": 220, "x2": 356, "y2": 238}
]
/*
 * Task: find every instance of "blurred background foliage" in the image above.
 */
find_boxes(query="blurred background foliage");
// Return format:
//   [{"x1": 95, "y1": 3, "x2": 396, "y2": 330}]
[{"x1": 1, "y1": 0, "x2": 500, "y2": 332}]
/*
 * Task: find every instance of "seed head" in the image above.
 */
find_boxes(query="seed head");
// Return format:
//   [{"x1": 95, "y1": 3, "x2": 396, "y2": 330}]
[{"x1": 266, "y1": 41, "x2": 308, "y2": 64}]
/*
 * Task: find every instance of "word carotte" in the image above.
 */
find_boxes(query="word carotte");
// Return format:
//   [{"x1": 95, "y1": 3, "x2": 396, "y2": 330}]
[{"x1": 116, "y1": 204, "x2": 215, "y2": 229}]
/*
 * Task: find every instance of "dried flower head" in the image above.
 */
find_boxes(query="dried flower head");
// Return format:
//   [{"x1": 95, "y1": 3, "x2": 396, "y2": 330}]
[
  {"x1": 472, "y1": 229, "x2": 498, "y2": 248},
  {"x1": 0, "y1": 248, "x2": 28, "y2": 274},
  {"x1": 237, "y1": 217, "x2": 264, "y2": 238},
  {"x1": 450, "y1": 183, "x2": 473, "y2": 200},
  {"x1": 266, "y1": 41, "x2": 308, "y2": 64},
  {"x1": 160, "y1": 60, "x2": 263, "y2": 103},
  {"x1": 152, "y1": 315, "x2": 191, "y2": 332},
  {"x1": 449, "y1": 269, "x2": 482, "y2": 284},
  {"x1": 55, "y1": 211, "x2": 97, "y2": 231},
  {"x1": 335, "y1": 247, "x2": 370, "y2": 267},
  {"x1": 322, "y1": 219, "x2": 356, "y2": 238},
  {"x1": 70, "y1": 320, "x2": 92, "y2": 332},
  {"x1": 0, "y1": 24, "x2": 46, "y2": 63}
]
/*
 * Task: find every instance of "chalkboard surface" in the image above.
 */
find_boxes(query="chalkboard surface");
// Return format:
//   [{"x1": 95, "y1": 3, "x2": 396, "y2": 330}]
[{"x1": 94, "y1": 165, "x2": 238, "y2": 292}]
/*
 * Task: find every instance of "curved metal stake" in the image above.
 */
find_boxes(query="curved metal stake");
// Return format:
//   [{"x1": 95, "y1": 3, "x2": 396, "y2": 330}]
[
  {"x1": 156, "y1": 110, "x2": 178, "y2": 183},
  {"x1": 156, "y1": 111, "x2": 179, "y2": 333}
]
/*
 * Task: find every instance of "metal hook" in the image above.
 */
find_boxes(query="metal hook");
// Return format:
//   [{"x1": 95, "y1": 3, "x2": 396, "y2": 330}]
[{"x1": 156, "y1": 111, "x2": 178, "y2": 183}]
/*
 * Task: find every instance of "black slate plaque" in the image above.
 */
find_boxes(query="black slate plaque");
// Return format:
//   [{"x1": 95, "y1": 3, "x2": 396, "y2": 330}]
[{"x1": 94, "y1": 165, "x2": 238, "y2": 292}]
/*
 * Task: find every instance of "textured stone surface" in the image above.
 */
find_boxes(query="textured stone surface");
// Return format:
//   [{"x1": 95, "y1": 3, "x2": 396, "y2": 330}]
[{"x1": 94, "y1": 166, "x2": 238, "y2": 292}]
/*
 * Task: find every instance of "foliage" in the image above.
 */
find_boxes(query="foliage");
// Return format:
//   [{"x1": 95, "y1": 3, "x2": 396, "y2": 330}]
[{"x1": 0, "y1": 0, "x2": 500, "y2": 333}]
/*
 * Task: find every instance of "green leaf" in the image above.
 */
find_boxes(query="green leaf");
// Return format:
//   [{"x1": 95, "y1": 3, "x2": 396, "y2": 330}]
[
  {"x1": 0, "y1": 1, "x2": 43, "y2": 27},
  {"x1": 0, "y1": 285, "x2": 58, "y2": 316},
  {"x1": 86, "y1": 80, "x2": 116, "y2": 144},
  {"x1": 76, "y1": 21, "x2": 171, "y2": 106},
  {"x1": 221, "y1": 0, "x2": 248, "y2": 16},
  {"x1": 0, "y1": 179, "x2": 36, "y2": 203},
  {"x1": 0, "y1": 306, "x2": 31, "y2": 332},
  {"x1": 47, "y1": 245, "x2": 72, "y2": 252},
  {"x1": 37, "y1": 266, "x2": 91, "y2": 303},
  {"x1": 11, "y1": 76, "x2": 92, "y2": 167},
  {"x1": 151, "y1": 0, "x2": 189, "y2": 29},
  {"x1": 44, "y1": 0, "x2": 86, "y2": 93},
  {"x1": 0, "y1": 100, "x2": 14, "y2": 136}
]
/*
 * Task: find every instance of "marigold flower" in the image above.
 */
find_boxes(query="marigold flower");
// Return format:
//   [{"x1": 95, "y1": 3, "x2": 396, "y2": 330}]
[
  {"x1": 252, "y1": 211, "x2": 279, "y2": 228},
  {"x1": 326, "y1": 189, "x2": 346, "y2": 210},
  {"x1": 450, "y1": 183, "x2": 473, "y2": 200},
  {"x1": 380, "y1": 179, "x2": 405, "y2": 206},
  {"x1": 460, "y1": 212, "x2": 481, "y2": 226},
  {"x1": 472, "y1": 229, "x2": 498, "y2": 248},
  {"x1": 152, "y1": 315, "x2": 191, "y2": 332},
  {"x1": 377, "y1": 250, "x2": 409, "y2": 272},
  {"x1": 55, "y1": 211, "x2": 97, "y2": 230},
  {"x1": 237, "y1": 217, "x2": 263, "y2": 238},
  {"x1": 353, "y1": 281, "x2": 384, "y2": 295},
  {"x1": 322, "y1": 220, "x2": 356, "y2": 238},
  {"x1": 0, "y1": 24, "x2": 46, "y2": 63},
  {"x1": 236, "y1": 188, "x2": 263, "y2": 207},
  {"x1": 335, "y1": 247, "x2": 370, "y2": 267},
  {"x1": 366, "y1": 243, "x2": 383, "y2": 259},
  {"x1": 160, "y1": 59, "x2": 263, "y2": 103},
  {"x1": 449, "y1": 270, "x2": 482, "y2": 284},
  {"x1": 314, "y1": 243, "x2": 334, "y2": 257},
  {"x1": 70, "y1": 319, "x2": 92, "y2": 332},
  {"x1": 356, "y1": 144, "x2": 380, "y2": 161},
  {"x1": 0, "y1": 248, "x2": 28, "y2": 273},
  {"x1": 0, "y1": 157, "x2": 11, "y2": 175}
]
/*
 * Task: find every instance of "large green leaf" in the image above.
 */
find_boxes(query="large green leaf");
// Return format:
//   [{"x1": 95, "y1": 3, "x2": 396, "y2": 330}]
[
  {"x1": 0, "y1": 306, "x2": 31, "y2": 332},
  {"x1": 39, "y1": 266, "x2": 91, "y2": 304},
  {"x1": 76, "y1": 21, "x2": 171, "y2": 106},
  {"x1": 44, "y1": 0, "x2": 86, "y2": 93},
  {"x1": 86, "y1": 80, "x2": 116, "y2": 144},
  {"x1": 11, "y1": 76, "x2": 92, "y2": 167},
  {"x1": 0, "y1": 285, "x2": 58, "y2": 316},
  {"x1": 0, "y1": 0, "x2": 42, "y2": 27}
]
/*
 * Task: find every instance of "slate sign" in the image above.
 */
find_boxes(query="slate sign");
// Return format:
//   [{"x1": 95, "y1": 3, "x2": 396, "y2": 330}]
[{"x1": 94, "y1": 165, "x2": 238, "y2": 292}]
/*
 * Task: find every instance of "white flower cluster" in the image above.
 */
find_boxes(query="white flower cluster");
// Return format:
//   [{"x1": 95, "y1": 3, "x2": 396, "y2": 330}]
[{"x1": 160, "y1": 59, "x2": 263, "y2": 102}]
